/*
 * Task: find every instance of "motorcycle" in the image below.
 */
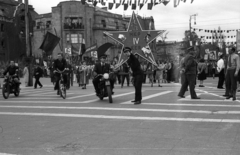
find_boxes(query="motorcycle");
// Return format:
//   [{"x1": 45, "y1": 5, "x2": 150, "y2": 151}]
[
  {"x1": 2, "y1": 75, "x2": 20, "y2": 99},
  {"x1": 95, "y1": 73, "x2": 113, "y2": 103}
]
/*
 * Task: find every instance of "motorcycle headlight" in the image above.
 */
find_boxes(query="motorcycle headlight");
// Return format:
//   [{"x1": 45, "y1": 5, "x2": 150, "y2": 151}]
[{"x1": 103, "y1": 73, "x2": 109, "y2": 79}]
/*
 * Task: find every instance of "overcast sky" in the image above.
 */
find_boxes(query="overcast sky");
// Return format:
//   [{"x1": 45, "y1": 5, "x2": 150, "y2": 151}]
[{"x1": 29, "y1": 0, "x2": 240, "y2": 42}]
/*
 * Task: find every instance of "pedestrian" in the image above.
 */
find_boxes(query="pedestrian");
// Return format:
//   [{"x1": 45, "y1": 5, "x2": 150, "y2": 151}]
[
  {"x1": 33, "y1": 64, "x2": 43, "y2": 89},
  {"x1": 23, "y1": 64, "x2": 29, "y2": 87},
  {"x1": 225, "y1": 47, "x2": 240, "y2": 101},
  {"x1": 122, "y1": 47, "x2": 143, "y2": 104},
  {"x1": 66, "y1": 59, "x2": 72, "y2": 90},
  {"x1": 197, "y1": 59, "x2": 207, "y2": 87},
  {"x1": 119, "y1": 62, "x2": 130, "y2": 87},
  {"x1": 79, "y1": 61, "x2": 89, "y2": 89},
  {"x1": 167, "y1": 60, "x2": 172, "y2": 83},
  {"x1": 217, "y1": 54, "x2": 225, "y2": 89},
  {"x1": 155, "y1": 60, "x2": 164, "y2": 87},
  {"x1": 178, "y1": 47, "x2": 200, "y2": 99}
]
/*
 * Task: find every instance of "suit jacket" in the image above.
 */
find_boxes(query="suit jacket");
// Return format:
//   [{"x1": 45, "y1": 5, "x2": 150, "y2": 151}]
[
  {"x1": 184, "y1": 54, "x2": 197, "y2": 75},
  {"x1": 34, "y1": 67, "x2": 43, "y2": 77},
  {"x1": 94, "y1": 62, "x2": 110, "y2": 75}
]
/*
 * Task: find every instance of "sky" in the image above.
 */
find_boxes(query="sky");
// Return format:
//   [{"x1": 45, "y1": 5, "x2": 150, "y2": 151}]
[{"x1": 29, "y1": 0, "x2": 240, "y2": 42}]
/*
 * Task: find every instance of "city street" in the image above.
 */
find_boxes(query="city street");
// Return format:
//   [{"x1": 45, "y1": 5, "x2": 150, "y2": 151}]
[{"x1": 0, "y1": 78, "x2": 240, "y2": 155}]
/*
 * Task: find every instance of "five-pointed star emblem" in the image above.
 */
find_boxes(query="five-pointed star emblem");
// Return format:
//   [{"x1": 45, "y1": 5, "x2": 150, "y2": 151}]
[{"x1": 103, "y1": 11, "x2": 165, "y2": 68}]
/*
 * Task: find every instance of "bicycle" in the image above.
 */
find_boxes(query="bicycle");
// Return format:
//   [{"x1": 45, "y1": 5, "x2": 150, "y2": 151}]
[{"x1": 55, "y1": 69, "x2": 67, "y2": 99}]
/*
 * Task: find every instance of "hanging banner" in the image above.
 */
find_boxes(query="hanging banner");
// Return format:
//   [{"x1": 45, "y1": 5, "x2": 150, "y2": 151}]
[{"x1": 237, "y1": 31, "x2": 240, "y2": 51}]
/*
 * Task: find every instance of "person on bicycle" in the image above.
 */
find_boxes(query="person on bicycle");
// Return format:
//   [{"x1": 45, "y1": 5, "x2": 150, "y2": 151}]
[
  {"x1": 92, "y1": 54, "x2": 114, "y2": 96},
  {"x1": 53, "y1": 53, "x2": 68, "y2": 95},
  {"x1": 3, "y1": 61, "x2": 21, "y2": 88}
]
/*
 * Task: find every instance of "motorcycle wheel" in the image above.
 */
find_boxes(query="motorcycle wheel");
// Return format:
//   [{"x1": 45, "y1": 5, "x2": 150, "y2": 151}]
[
  {"x1": 106, "y1": 85, "x2": 113, "y2": 103},
  {"x1": 14, "y1": 87, "x2": 20, "y2": 97},
  {"x1": 2, "y1": 84, "x2": 10, "y2": 99}
]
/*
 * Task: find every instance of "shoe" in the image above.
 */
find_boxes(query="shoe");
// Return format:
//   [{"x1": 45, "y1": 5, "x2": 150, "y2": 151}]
[
  {"x1": 131, "y1": 100, "x2": 136, "y2": 102},
  {"x1": 217, "y1": 87, "x2": 224, "y2": 89},
  {"x1": 178, "y1": 95, "x2": 185, "y2": 98},
  {"x1": 57, "y1": 91, "x2": 60, "y2": 95},
  {"x1": 192, "y1": 97, "x2": 201, "y2": 99},
  {"x1": 158, "y1": 85, "x2": 162, "y2": 87},
  {"x1": 134, "y1": 101, "x2": 141, "y2": 105},
  {"x1": 112, "y1": 91, "x2": 114, "y2": 95},
  {"x1": 226, "y1": 96, "x2": 233, "y2": 99},
  {"x1": 34, "y1": 87, "x2": 37, "y2": 89},
  {"x1": 40, "y1": 86, "x2": 42, "y2": 88},
  {"x1": 222, "y1": 94, "x2": 228, "y2": 97},
  {"x1": 233, "y1": 97, "x2": 236, "y2": 101}
]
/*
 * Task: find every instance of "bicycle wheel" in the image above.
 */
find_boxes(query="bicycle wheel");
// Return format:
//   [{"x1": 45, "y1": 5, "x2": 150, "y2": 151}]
[{"x1": 2, "y1": 83, "x2": 10, "y2": 99}]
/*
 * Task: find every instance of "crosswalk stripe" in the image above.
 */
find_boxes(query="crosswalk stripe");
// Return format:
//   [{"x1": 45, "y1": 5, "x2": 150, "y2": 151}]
[
  {"x1": 80, "y1": 91, "x2": 136, "y2": 103},
  {"x1": 179, "y1": 98, "x2": 240, "y2": 102},
  {"x1": 1, "y1": 105, "x2": 240, "y2": 114},
  {"x1": 120, "y1": 102, "x2": 240, "y2": 107},
  {"x1": 67, "y1": 93, "x2": 96, "y2": 99},
  {"x1": 0, "y1": 112, "x2": 240, "y2": 123},
  {"x1": 121, "y1": 91, "x2": 172, "y2": 104}
]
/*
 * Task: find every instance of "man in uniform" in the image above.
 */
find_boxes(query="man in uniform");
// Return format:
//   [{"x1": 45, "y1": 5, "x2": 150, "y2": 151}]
[
  {"x1": 53, "y1": 53, "x2": 68, "y2": 95},
  {"x1": 122, "y1": 47, "x2": 143, "y2": 104},
  {"x1": 120, "y1": 62, "x2": 130, "y2": 88},
  {"x1": 225, "y1": 47, "x2": 240, "y2": 101},
  {"x1": 92, "y1": 54, "x2": 114, "y2": 96},
  {"x1": 178, "y1": 47, "x2": 200, "y2": 99},
  {"x1": 3, "y1": 61, "x2": 21, "y2": 89}
]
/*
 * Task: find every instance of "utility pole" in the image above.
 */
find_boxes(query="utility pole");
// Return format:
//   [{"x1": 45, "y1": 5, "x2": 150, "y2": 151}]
[{"x1": 25, "y1": 0, "x2": 33, "y2": 86}]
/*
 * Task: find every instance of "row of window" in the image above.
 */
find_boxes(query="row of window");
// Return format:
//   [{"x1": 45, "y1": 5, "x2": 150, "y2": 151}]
[
  {"x1": 101, "y1": 20, "x2": 127, "y2": 30},
  {"x1": 0, "y1": 23, "x2": 4, "y2": 32},
  {"x1": 66, "y1": 33, "x2": 83, "y2": 44},
  {"x1": 36, "y1": 21, "x2": 51, "y2": 29}
]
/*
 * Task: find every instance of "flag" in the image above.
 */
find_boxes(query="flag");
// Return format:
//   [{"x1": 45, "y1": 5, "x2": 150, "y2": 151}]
[
  {"x1": 71, "y1": 44, "x2": 80, "y2": 56},
  {"x1": 116, "y1": 0, "x2": 121, "y2": 8},
  {"x1": 108, "y1": 2, "x2": 114, "y2": 9},
  {"x1": 191, "y1": 0, "x2": 194, "y2": 3},
  {"x1": 79, "y1": 39, "x2": 86, "y2": 55},
  {"x1": 147, "y1": 0, "x2": 153, "y2": 9},
  {"x1": 39, "y1": 32, "x2": 60, "y2": 56},
  {"x1": 237, "y1": 31, "x2": 240, "y2": 51},
  {"x1": 124, "y1": 1, "x2": 129, "y2": 10},
  {"x1": 132, "y1": 0, "x2": 137, "y2": 9},
  {"x1": 162, "y1": 0, "x2": 169, "y2": 5}
]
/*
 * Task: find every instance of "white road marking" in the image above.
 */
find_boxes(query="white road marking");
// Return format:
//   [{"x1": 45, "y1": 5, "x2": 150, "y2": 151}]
[
  {"x1": 67, "y1": 93, "x2": 96, "y2": 99},
  {"x1": 179, "y1": 99, "x2": 238, "y2": 102},
  {"x1": 1, "y1": 105, "x2": 240, "y2": 114},
  {"x1": 0, "y1": 112, "x2": 240, "y2": 123},
  {"x1": 80, "y1": 91, "x2": 136, "y2": 103},
  {"x1": 121, "y1": 91, "x2": 173, "y2": 104}
]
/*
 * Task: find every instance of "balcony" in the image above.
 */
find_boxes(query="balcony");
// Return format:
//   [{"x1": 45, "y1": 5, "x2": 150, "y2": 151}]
[
  {"x1": 64, "y1": 23, "x2": 84, "y2": 30},
  {"x1": 93, "y1": 23, "x2": 125, "y2": 31}
]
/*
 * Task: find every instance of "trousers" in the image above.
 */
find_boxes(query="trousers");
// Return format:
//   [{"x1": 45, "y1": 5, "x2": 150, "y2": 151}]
[{"x1": 178, "y1": 74, "x2": 197, "y2": 98}]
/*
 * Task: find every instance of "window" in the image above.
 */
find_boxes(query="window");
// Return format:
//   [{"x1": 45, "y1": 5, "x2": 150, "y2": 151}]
[
  {"x1": 66, "y1": 33, "x2": 70, "y2": 42},
  {"x1": 0, "y1": 23, "x2": 4, "y2": 32},
  {"x1": 71, "y1": 34, "x2": 78, "y2": 43},
  {"x1": 123, "y1": 24, "x2": 127, "y2": 30},
  {"x1": 101, "y1": 20, "x2": 106, "y2": 28},
  {"x1": 36, "y1": 22, "x2": 42, "y2": 29},
  {"x1": 1, "y1": 39, "x2": 6, "y2": 48},
  {"x1": 78, "y1": 33, "x2": 83, "y2": 43},
  {"x1": 115, "y1": 21, "x2": 119, "y2": 30},
  {"x1": 64, "y1": 17, "x2": 83, "y2": 29},
  {"x1": 46, "y1": 21, "x2": 51, "y2": 28},
  {"x1": 20, "y1": 15, "x2": 25, "y2": 22}
]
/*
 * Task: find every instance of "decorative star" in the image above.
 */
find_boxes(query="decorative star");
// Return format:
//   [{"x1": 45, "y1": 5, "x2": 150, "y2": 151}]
[{"x1": 103, "y1": 11, "x2": 165, "y2": 68}]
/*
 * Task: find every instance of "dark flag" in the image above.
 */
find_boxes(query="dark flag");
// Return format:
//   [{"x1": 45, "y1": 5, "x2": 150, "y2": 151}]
[
  {"x1": 97, "y1": 43, "x2": 114, "y2": 58},
  {"x1": 39, "y1": 32, "x2": 60, "y2": 56}
]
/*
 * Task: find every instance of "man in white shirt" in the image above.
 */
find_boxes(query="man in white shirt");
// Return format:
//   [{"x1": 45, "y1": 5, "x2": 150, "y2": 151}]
[{"x1": 217, "y1": 54, "x2": 225, "y2": 89}]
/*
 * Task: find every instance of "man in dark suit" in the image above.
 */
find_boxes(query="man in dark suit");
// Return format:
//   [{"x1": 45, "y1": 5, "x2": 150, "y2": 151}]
[
  {"x1": 33, "y1": 64, "x2": 43, "y2": 89},
  {"x1": 122, "y1": 47, "x2": 143, "y2": 104},
  {"x1": 178, "y1": 47, "x2": 200, "y2": 99},
  {"x1": 92, "y1": 54, "x2": 114, "y2": 96}
]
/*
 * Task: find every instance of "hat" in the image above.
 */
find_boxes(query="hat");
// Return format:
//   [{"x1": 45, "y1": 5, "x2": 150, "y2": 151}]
[
  {"x1": 99, "y1": 54, "x2": 107, "y2": 59},
  {"x1": 123, "y1": 47, "x2": 132, "y2": 53}
]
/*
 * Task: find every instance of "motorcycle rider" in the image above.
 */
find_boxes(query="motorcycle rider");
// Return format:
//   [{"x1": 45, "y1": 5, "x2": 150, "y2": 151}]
[
  {"x1": 3, "y1": 61, "x2": 21, "y2": 89},
  {"x1": 53, "y1": 53, "x2": 68, "y2": 95},
  {"x1": 92, "y1": 54, "x2": 114, "y2": 96}
]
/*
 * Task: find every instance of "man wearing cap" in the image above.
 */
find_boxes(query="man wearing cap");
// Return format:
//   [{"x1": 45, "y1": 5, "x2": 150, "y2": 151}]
[
  {"x1": 225, "y1": 47, "x2": 240, "y2": 101},
  {"x1": 3, "y1": 60, "x2": 21, "y2": 89},
  {"x1": 92, "y1": 54, "x2": 114, "y2": 96},
  {"x1": 178, "y1": 47, "x2": 200, "y2": 99},
  {"x1": 123, "y1": 47, "x2": 143, "y2": 104}
]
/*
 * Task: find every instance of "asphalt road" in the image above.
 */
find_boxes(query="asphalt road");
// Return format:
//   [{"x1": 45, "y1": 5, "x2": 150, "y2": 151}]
[{"x1": 0, "y1": 78, "x2": 240, "y2": 155}]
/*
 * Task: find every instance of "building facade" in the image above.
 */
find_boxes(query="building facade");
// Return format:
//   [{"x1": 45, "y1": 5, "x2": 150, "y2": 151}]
[
  {"x1": 33, "y1": 0, "x2": 157, "y2": 62},
  {"x1": 0, "y1": 0, "x2": 37, "y2": 62}
]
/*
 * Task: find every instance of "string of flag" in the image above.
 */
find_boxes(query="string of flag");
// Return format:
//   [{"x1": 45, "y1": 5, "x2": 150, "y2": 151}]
[
  {"x1": 192, "y1": 28, "x2": 240, "y2": 33},
  {"x1": 80, "y1": 0, "x2": 195, "y2": 10}
]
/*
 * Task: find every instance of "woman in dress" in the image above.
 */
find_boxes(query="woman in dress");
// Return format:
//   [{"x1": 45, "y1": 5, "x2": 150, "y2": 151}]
[
  {"x1": 155, "y1": 60, "x2": 165, "y2": 87},
  {"x1": 197, "y1": 59, "x2": 207, "y2": 87},
  {"x1": 23, "y1": 64, "x2": 29, "y2": 87},
  {"x1": 79, "y1": 61, "x2": 89, "y2": 89}
]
